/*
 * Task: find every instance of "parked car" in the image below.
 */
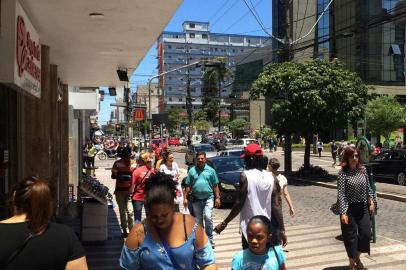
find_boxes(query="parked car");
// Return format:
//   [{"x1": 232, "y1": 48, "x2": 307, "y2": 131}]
[
  {"x1": 151, "y1": 138, "x2": 167, "y2": 149},
  {"x1": 218, "y1": 149, "x2": 245, "y2": 157},
  {"x1": 168, "y1": 137, "x2": 181, "y2": 146},
  {"x1": 370, "y1": 149, "x2": 406, "y2": 185},
  {"x1": 226, "y1": 138, "x2": 258, "y2": 149},
  {"x1": 185, "y1": 143, "x2": 217, "y2": 165},
  {"x1": 207, "y1": 156, "x2": 245, "y2": 205}
]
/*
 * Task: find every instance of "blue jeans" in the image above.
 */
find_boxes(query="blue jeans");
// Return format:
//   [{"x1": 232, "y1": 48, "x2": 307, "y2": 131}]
[
  {"x1": 132, "y1": 200, "x2": 144, "y2": 224},
  {"x1": 192, "y1": 198, "x2": 214, "y2": 242}
]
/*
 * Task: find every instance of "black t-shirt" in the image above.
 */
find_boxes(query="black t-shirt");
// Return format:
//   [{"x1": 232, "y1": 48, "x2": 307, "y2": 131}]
[{"x1": 0, "y1": 221, "x2": 86, "y2": 270}]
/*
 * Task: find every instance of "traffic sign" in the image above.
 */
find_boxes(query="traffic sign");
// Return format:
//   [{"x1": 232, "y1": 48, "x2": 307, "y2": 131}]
[{"x1": 133, "y1": 109, "x2": 145, "y2": 121}]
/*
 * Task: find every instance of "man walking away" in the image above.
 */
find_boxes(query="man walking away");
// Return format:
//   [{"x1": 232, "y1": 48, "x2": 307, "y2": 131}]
[
  {"x1": 183, "y1": 151, "x2": 221, "y2": 247},
  {"x1": 331, "y1": 140, "x2": 338, "y2": 167},
  {"x1": 317, "y1": 139, "x2": 323, "y2": 157},
  {"x1": 111, "y1": 147, "x2": 136, "y2": 238},
  {"x1": 214, "y1": 144, "x2": 274, "y2": 249}
]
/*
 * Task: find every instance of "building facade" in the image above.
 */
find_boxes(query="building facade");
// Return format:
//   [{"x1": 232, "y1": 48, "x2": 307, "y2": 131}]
[
  {"x1": 157, "y1": 21, "x2": 268, "y2": 112},
  {"x1": 272, "y1": 0, "x2": 406, "y2": 141}
]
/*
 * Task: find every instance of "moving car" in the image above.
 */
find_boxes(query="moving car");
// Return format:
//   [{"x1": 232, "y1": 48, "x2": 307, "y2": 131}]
[
  {"x1": 185, "y1": 143, "x2": 217, "y2": 165},
  {"x1": 207, "y1": 156, "x2": 245, "y2": 205},
  {"x1": 370, "y1": 149, "x2": 406, "y2": 185},
  {"x1": 168, "y1": 137, "x2": 181, "y2": 146}
]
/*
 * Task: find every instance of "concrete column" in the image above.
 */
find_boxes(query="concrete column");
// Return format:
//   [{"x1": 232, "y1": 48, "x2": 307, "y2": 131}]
[{"x1": 21, "y1": 45, "x2": 51, "y2": 179}]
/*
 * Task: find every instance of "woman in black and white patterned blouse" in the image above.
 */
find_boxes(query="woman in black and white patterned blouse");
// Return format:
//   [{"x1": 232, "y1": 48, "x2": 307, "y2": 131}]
[{"x1": 337, "y1": 146, "x2": 376, "y2": 270}]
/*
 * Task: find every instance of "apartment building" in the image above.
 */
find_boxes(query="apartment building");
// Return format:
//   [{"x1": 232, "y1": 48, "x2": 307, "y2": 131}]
[{"x1": 156, "y1": 21, "x2": 268, "y2": 112}]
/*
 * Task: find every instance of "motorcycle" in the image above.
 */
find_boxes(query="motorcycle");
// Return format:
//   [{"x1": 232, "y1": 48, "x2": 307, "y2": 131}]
[{"x1": 95, "y1": 144, "x2": 117, "y2": 160}]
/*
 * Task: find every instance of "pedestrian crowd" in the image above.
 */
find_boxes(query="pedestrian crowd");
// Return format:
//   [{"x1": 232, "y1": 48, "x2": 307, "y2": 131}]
[{"x1": 0, "y1": 137, "x2": 377, "y2": 270}]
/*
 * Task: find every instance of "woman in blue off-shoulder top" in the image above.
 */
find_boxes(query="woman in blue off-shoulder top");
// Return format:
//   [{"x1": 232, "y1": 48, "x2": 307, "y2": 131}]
[{"x1": 120, "y1": 172, "x2": 217, "y2": 270}]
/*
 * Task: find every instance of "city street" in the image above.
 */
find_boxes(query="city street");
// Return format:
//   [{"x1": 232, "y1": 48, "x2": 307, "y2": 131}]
[{"x1": 91, "y1": 150, "x2": 406, "y2": 269}]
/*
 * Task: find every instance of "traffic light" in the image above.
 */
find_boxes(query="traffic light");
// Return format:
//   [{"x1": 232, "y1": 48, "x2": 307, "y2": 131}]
[{"x1": 115, "y1": 124, "x2": 120, "y2": 132}]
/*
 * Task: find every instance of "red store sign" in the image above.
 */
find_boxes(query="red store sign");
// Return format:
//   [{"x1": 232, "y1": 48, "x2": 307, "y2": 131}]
[{"x1": 16, "y1": 16, "x2": 41, "y2": 83}]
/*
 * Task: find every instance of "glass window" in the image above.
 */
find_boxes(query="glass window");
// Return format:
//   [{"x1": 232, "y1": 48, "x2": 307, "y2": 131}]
[
  {"x1": 202, "y1": 34, "x2": 208, "y2": 39},
  {"x1": 212, "y1": 158, "x2": 244, "y2": 173},
  {"x1": 189, "y1": 23, "x2": 195, "y2": 28},
  {"x1": 195, "y1": 145, "x2": 216, "y2": 152},
  {"x1": 189, "y1": 33, "x2": 195, "y2": 38}
]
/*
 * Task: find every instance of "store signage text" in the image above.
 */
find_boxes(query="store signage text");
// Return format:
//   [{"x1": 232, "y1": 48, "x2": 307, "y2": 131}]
[{"x1": 16, "y1": 16, "x2": 41, "y2": 82}]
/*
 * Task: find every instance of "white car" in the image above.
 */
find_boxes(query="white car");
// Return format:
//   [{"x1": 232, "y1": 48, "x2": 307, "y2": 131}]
[{"x1": 226, "y1": 138, "x2": 258, "y2": 149}]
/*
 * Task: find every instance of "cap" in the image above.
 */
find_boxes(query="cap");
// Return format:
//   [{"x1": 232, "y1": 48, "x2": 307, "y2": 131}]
[
  {"x1": 140, "y1": 152, "x2": 151, "y2": 163},
  {"x1": 121, "y1": 147, "x2": 133, "y2": 158},
  {"x1": 241, "y1": 143, "x2": 263, "y2": 158}
]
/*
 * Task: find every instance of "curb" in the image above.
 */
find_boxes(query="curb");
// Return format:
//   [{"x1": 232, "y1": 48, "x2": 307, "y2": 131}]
[{"x1": 291, "y1": 177, "x2": 406, "y2": 203}]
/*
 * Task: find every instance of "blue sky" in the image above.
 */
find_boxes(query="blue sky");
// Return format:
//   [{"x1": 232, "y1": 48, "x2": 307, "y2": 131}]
[{"x1": 99, "y1": 0, "x2": 272, "y2": 125}]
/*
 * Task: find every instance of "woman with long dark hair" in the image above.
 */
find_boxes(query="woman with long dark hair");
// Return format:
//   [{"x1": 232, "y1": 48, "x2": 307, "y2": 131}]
[
  {"x1": 120, "y1": 172, "x2": 217, "y2": 270},
  {"x1": 0, "y1": 177, "x2": 88, "y2": 270},
  {"x1": 338, "y1": 147, "x2": 376, "y2": 270}
]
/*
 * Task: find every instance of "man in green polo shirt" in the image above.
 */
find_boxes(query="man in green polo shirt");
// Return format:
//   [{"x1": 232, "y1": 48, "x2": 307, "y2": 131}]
[{"x1": 183, "y1": 151, "x2": 221, "y2": 246}]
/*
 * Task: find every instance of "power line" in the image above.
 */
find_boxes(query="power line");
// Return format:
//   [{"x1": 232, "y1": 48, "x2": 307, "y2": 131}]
[
  {"x1": 296, "y1": 0, "x2": 310, "y2": 41},
  {"x1": 292, "y1": 0, "x2": 334, "y2": 44},
  {"x1": 212, "y1": 0, "x2": 240, "y2": 26},
  {"x1": 222, "y1": 0, "x2": 265, "y2": 33},
  {"x1": 207, "y1": 0, "x2": 231, "y2": 22},
  {"x1": 242, "y1": 0, "x2": 284, "y2": 44}
]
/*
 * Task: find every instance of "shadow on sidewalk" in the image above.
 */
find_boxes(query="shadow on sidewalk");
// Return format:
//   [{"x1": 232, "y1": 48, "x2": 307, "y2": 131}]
[{"x1": 82, "y1": 205, "x2": 124, "y2": 270}]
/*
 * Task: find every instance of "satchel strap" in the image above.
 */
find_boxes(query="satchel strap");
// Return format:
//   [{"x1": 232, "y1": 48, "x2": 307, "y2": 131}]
[{"x1": 0, "y1": 233, "x2": 33, "y2": 270}]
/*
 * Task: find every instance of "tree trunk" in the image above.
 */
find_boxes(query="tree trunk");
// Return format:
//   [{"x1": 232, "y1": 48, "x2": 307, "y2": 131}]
[
  {"x1": 304, "y1": 132, "x2": 312, "y2": 169},
  {"x1": 284, "y1": 134, "x2": 292, "y2": 172}
]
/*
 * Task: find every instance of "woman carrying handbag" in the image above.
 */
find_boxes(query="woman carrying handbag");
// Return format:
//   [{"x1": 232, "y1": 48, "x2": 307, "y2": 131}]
[{"x1": 337, "y1": 146, "x2": 376, "y2": 270}]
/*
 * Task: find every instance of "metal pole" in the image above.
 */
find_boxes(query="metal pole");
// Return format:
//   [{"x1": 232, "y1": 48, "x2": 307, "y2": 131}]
[
  {"x1": 259, "y1": 104, "x2": 262, "y2": 130},
  {"x1": 148, "y1": 79, "x2": 152, "y2": 140},
  {"x1": 218, "y1": 73, "x2": 221, "y2": 133}
]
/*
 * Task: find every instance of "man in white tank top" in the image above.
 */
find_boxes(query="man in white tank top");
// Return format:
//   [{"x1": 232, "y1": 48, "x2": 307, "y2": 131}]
[{"x1": 214, "y1": 143, "x2": 274, "y2": 248}]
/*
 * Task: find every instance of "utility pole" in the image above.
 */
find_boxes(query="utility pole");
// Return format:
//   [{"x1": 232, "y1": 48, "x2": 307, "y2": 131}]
[
  {"x1": 186, "y1": 44, "x2": 193, "y2": 141},
  {"x1": 282, "y1": 0, "x2": 293, "y2": 172},
  {"x1": 218, "y1": 72, "x2": 221, "y2": 133}
]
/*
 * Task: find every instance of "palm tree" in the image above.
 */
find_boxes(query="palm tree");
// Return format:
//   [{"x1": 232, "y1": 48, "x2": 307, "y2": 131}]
[{"x1": 202, "y1": 57, "x2": 233, "y2": 128}]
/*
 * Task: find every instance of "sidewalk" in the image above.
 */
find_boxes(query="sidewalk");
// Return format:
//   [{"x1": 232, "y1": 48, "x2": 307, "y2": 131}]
[
  {"x1": 290, "y1": 176, "x2": 406, "y2": 203},
  {"x1": 81, "y1": 164, "x2": 124, "y2": 270}
]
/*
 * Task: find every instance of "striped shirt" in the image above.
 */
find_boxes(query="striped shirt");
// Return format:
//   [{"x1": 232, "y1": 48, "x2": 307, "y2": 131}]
[{"x1": 112, "y1": 159, "x2": 137, "y2": 195}]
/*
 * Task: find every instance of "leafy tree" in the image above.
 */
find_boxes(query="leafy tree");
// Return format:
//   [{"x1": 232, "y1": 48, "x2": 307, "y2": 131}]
[
  {"x1": 167, "y1": 108, "x2": 187, "y2": 134},
  {"x1": 365, "y1": 95, "x2": 406, "y2": 142},
  {"x1": 250, "y1": 59, "x2": 371, "y2": 170},
  {"x1": 103, "y1": 124, "x2": 115, "y2": 136},
  {"x1": 194, "y1": 120, "x2": 210, "y2": 133},
  {"x1": 194, "y1": 109, "x2": 207, "y2": 122},
  {"x1": 227, "y1": 119, "x2": 249, "y2": 137}
]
